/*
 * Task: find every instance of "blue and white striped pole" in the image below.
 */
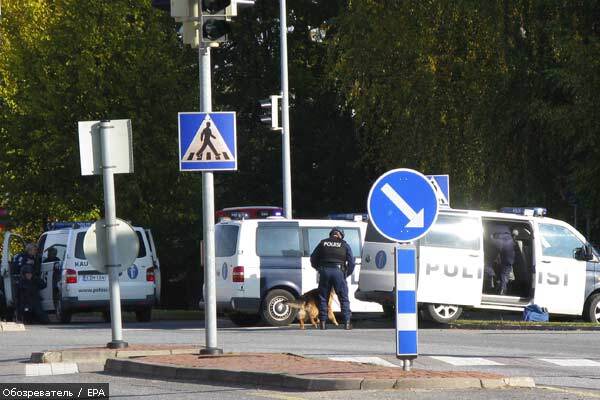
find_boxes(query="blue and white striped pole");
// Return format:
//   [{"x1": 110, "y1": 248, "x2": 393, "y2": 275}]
[{"x1": 395, "y1": 245, "x2": 417, "y2": 371}]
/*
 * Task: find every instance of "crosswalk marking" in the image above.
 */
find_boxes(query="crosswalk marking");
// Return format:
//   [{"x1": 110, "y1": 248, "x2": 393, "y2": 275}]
[
  {"x1": 539, "y1": 358, "x2": 600, "y2": 367},
  {"x1": 329, "y1": 356, "x2": 399, "y2": 368},
  {"x1": 430, "y1": 356, "x2": 504, "y2": 366}
]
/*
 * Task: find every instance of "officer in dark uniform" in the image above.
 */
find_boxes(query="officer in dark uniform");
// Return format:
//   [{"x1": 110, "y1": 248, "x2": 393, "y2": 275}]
[
  {"x1": 13, "y1": 243, "x2": 37, "y2": 276},
  {"x1": 17, "y1": 265, "x2": 49, "y2": 324},
  {"x1": 484, "y1": 224, "x2": 516, "y2": 295},
  {"x1": 310, "y1": 227, "x2": 354, "y2": 330}
]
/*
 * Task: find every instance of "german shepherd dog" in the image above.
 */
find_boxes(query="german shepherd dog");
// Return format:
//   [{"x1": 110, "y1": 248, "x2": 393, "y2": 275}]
[{"x1": 286, "y1": 288, "x2": 339, "y2": 329}]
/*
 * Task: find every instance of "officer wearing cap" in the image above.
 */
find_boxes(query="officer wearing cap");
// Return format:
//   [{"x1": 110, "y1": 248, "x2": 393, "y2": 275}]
[
  {"x1": 310, "y1": 227, "x2": 355, "y2": 330},
  {"x1": 13, "y1": 243, "x2": 37, "y2": 276}
]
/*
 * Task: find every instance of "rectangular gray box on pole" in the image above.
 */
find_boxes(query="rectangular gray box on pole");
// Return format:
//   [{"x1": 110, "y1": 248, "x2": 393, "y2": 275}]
[{"x1": 78, "y1": 119, "x2": 134, "y2": 176}]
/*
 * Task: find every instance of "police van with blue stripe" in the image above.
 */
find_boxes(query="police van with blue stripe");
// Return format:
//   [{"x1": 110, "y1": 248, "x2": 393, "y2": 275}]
[
  {"x1": 211, "y1": 218, "x2": 382, "y2": 326},
  {"x1": 1, "y1": 222, "x2": 160, "y2": 323},
  {"x1": 357, "y1": 207, "x2": 600, "y2": 323}
]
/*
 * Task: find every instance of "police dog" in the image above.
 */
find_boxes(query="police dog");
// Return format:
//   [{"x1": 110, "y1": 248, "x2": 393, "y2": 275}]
[{"x1": 286, "y1": 288, "x2": 339, "y2": 329}]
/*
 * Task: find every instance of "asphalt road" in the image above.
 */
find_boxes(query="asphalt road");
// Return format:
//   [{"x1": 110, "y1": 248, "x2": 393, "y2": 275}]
[{"x1": 1, "y1": 314, "x2": 599, "y2": 399}]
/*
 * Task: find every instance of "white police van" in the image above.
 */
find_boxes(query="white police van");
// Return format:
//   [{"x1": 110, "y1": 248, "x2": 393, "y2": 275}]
[
  {"x1": 357, "y1": 207, "x2": 600, "y2": 323},
  {"x1": 0, "y1": 222, "x2": 160, "y2": 323},
  {"x1": 211, "y1": 218, "x2": 382, "y2": 326}
]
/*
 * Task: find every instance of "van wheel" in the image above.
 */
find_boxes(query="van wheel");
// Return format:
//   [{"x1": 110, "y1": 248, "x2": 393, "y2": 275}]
[
  {"x1": 135, "y1": 308, "x2": 152, "y2": 322},
  {"x1": 583, "y1": 294, "x2": 600, "y2": 323},
  {"x1": 228, "y1": 312, "x2": 261, "y2": 327},
  {"x1": 55, "y1": 300, "x2": 72, "y2": 324},
  {"x1": 261, "y1": 289, "x2": 296, "y2": 326},
  {"x1": 425, "y1": 303, "x2": 462, "y2": 324}
]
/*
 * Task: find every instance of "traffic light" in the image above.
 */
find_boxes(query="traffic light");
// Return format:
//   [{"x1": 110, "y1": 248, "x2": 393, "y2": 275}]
[
  {"x1": 200, "y1": 0, "x2": 236, "y2": 43},
  {"x1": 259, "y1": 95, "x2": 281, "y2": 131}
]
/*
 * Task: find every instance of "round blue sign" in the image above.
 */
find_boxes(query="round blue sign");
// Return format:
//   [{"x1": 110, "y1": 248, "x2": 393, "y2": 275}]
[
  {"x1": 367, "y1": 168, "x2": 439, "y2": 242},
  {"x1": 127, "y1": 265, "x2": 139, "y2": 280},
  {"x1": 222, "y1": 263, "x2": 228, "y2": 280},
  {"x1": 375, "y1": 251, "x2": 387, "y2": 269}
]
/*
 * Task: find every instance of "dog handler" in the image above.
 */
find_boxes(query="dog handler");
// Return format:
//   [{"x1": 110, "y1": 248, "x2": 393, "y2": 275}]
[{"x1": 310, "y1": 227, "x2": 354, "y2": 330}]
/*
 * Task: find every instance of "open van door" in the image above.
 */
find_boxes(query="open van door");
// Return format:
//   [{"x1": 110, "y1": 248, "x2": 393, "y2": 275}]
[
  {"x1": 417, "y1": 214, "x2": 484, "y2": 307},
  {"x1": 145, "y1": 229, "x2": 161, "y2": 305},
  {"x1": 1, "y1": 232, "x2": 26, "y2": 315}
]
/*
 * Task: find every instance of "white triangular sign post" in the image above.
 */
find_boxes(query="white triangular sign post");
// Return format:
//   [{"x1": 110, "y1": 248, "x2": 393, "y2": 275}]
[{"x1": 181, "y1": 115, "x2": 234, "y2": 162}]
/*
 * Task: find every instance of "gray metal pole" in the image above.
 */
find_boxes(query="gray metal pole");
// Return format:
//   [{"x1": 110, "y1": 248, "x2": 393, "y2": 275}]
[
  {"x1": 199, "y1": 45, "x2": 222, "y2": 355},
  {"x1": 99, "y1": 120, "x2": 127, "y2": 349},
  {"x1": 280, "y1": 0, "x2": 292, "y2": 219}
]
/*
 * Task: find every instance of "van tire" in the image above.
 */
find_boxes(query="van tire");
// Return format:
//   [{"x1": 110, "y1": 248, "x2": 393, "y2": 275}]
[
  {"x1": 425, "y1": 303, "x2": 462, "y2": 324},
  {"x1": 261, "y1": 289, "x2": 296, "y2": 326},
  {"x1": 135, "y1": 308, "x2": 152, "y2": 322},
  {"x1": 583, "y1": 293, "x2": 600, "y2": 323},
  {"x1": 228, "y1": 312, "x2": 261, "y2": 327},
  {"x1": 55, "y1": 300, "x2": 72, "y2": 324}
]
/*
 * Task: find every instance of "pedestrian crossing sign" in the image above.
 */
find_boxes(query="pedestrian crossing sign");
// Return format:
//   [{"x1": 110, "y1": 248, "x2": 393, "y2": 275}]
[{"x1": 178, "y1": 112, "x2": 237, "y2": 171}]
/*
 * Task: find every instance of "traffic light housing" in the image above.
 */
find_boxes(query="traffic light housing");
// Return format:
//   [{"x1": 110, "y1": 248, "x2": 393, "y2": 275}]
[
  {"x1": 200, "y1": 0, "x2": 236, "y2": 43},
  {"x1": 259, "y1": 95, "x2": 281, "y2": 131}
]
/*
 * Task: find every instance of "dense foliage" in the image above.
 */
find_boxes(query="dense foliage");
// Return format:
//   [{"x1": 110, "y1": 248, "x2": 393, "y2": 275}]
[{"x1": 1, "y1": 0, "x2": 598, "y2": 306}]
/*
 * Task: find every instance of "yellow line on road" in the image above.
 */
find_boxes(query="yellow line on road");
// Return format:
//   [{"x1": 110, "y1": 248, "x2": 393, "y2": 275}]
[
  {"x1": 251, "y1": 391, "x2": 307, "y2": 400},
  {"x1": 538, "y1": 385, "x2": 600, "y2": 398}
]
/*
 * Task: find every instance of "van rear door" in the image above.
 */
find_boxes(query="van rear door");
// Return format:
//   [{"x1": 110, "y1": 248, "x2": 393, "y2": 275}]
[
  {"x1": 215, "y1": 223, "x2": 242, "y2": 304},
  {"x1": 145, "y1": 229, "x2": 161, "y2": 304},
  {"x1": 1, "y1": 232, "x2": 25, "y2": 309},
  {"x1": 417, "y1": 214, "x2": 484, "y2": 307}
]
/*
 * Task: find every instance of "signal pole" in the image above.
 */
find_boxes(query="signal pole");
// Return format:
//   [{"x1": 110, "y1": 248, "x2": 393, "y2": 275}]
[{"x1": 280, "y1": 0, "x2": 292, "y2": 219}]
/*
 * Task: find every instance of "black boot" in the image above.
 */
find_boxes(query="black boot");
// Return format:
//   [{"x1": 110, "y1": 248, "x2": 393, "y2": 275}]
[
  {"x1": 344, "y1": 321, "x2": 352, "y2": 330},
  {"x1": 319, "y1": 321, "x2": 326, "y2": 330}
]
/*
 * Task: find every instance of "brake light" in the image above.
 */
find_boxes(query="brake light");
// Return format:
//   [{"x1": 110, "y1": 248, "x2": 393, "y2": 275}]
[
  {"x1": 232, "y1": 266, "x2": 244, "y2": 283},
  {"x1": 146, "y1": 267, "x2": 156, "y2": 282},
  {"x1": 66, "y1": 269, "x2": 77, "y2": 284}
]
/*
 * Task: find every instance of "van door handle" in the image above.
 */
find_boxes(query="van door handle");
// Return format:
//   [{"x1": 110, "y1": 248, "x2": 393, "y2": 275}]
[
  {"x1": 541, "y1": 260, "x2": 551, "y2": 263},
  {"x1": 469, "y1": 254, "x2": 479, "y2": 258}
]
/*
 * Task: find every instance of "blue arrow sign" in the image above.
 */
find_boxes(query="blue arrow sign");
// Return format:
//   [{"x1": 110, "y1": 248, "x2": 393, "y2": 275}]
[
  {"x1": 367, "y1": 168, "x2": 439, "y2": 242},
  {"x1": 178, "y1": 112, "x2": 237, "y2": 171}
]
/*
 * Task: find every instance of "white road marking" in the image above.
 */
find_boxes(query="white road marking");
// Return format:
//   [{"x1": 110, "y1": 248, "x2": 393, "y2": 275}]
[
  {"x1": 25, "y1": 363, "x2": 78, "y2": 376},
  {"x1": 430, "y1": 356, "x2": 504, "y2": 366},
  {"x1": 539, "y1": 358, "x2": 600, "y2": 367},
  {"x1": 329, "y1": 356, "x2": 400, "y2": 368}
]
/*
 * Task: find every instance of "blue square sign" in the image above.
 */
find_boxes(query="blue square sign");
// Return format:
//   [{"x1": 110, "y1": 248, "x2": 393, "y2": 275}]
[{"x1": 178, "y1": 112, "x2": 237, "y2": 171}]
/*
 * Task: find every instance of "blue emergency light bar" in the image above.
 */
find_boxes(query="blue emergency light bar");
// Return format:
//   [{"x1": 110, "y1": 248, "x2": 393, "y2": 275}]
[
  {"x1": 45, "y1": 222, "x2": 93, "y2": 231},
  {"x1": 499, "y1": 207, "x2": 547, "y2": 217}
]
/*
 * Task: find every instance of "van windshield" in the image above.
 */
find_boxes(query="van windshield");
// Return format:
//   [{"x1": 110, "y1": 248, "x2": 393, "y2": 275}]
[
  {"x1": 216, "y1": 225, "x2": 239, "y2": 257},
  {"x1": 74, "y1": 231, "x2": 146, "y2": 260}
]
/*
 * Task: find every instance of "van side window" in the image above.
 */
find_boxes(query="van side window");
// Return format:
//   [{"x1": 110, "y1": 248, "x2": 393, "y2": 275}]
[
  {"x1": 74, "y1": 232, "x2": 86, "y2": 259},
  {"x1": 257, "y1": 227, "x2": 301, "y2": 257},
  {"x1": 539, "y1": 224, "x2": 584, "y2": 259},
  {"x1": 421, "y1": 215, "x2": 480, "y2": 250},
  {"x1": 135, "y1": 231, "x2": 147, "y2": 258},
  {"x1": 365, "y1": 223, "x2": 394, "y2": 243},
  {"x1": 304, "y1": 227, "x2": 362, "y2": 257},
  {"x1": 216, "y1": 225, "x2": 239, "y2": 257}
]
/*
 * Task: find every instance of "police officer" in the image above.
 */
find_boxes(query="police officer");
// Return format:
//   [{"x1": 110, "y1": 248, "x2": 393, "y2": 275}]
[
  {"x1": 484, "y1": 224, "x2": 516, "y2": 296},
  {"x1": 310, "y1": 227, "x2": 354, "y2": 330},
  {"x1": 13, "y1": 243, "x2": 37, "y2": 276},
  {"x1": 17, "y1": 265, "x2": 49, "y2": 324}
]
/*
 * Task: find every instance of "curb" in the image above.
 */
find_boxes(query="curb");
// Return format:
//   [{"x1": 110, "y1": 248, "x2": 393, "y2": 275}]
[
  {"x1": 30, "y1": 348, "x2": 201, "y2": 364},
  {"x1": 0, "y1": 322, "x2": 26, "y2": 332},
  {"x1": 104, "y1": 358, "x2": 536, "y2": 392},
  {"x1": 449, "y1": 323, "x2": 600, "y2": 331}
]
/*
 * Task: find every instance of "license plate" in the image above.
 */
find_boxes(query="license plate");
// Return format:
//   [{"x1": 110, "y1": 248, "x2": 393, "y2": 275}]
[{"x1": 82, "y1": 275, "x2": 107, "y2": 281}]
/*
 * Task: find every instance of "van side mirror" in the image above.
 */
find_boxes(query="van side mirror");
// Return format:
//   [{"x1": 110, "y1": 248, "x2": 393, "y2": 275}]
[{"x1": 575, "y1": 245, "x2": 594, "y2": 261}]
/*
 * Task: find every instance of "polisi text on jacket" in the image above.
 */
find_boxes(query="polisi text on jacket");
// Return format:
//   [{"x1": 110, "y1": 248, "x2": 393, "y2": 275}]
[{"x1": 323, "y1": 241, "x2": 342, "y2": 248}]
